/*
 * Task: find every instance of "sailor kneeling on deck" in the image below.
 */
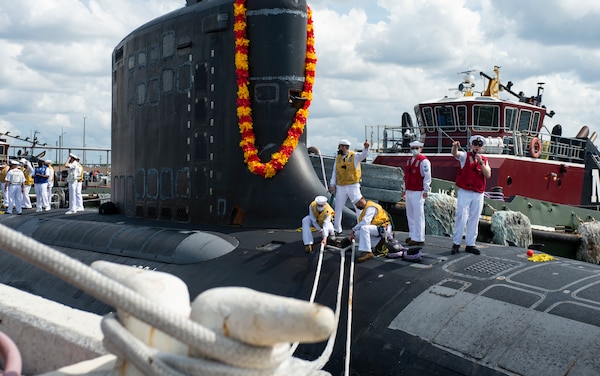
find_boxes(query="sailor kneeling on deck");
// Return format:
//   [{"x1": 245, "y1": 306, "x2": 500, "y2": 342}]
[
  {"x1": 350, "y1": 197, "x2": 393, "y2": 262},
  {"x1": 302, "y1": 195, "x2": 335, "y2": 253}
]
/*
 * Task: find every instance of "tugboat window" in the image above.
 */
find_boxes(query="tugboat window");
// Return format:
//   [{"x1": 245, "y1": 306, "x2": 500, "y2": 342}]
[
  {"x1": 505, "y1": 107, "x2": 518, "y2": 131},
  {"x1": 518, "y1": 110, "x2": 532, "y2": 132},
  {"x1": 473, "y1": 105, "x2": 499, "y2": 130},
  {"x1": 531, "y1": 112, "x2": 540, "y2": 135},
  {"x1": 457, "y1": 105, "x2": 467, "y2": 131},
  {"x1": 422, "y1": 107, "x2": 434, "y2": 131},
  {"x1": 435, "y1": 106, "x2": 456, "y2": 132}
]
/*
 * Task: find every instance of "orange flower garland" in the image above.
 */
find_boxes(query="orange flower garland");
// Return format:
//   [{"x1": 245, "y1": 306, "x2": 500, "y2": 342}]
[{"x1": 234, "y1": 0, "x2": 316, "y2": 178}]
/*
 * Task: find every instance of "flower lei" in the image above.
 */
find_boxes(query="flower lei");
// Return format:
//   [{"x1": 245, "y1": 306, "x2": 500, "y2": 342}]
[{"x1": 234, "y1": 0, "x2": 316, "y2": 178}]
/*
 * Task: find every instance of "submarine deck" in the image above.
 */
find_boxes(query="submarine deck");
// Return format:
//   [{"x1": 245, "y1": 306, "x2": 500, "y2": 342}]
[{"x1": 0, "y1": 208, "x2": 599, "y2": 375}]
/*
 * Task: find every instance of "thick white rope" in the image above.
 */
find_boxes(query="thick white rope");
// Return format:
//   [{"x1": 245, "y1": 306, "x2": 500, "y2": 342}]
[
  {"x1": 101, "y1": 313, "x2": 188, "y2": 376},
  {"x1": 309, "y1": 242, "x2": 327, "y2": 303},
  {"x1": 300, "y1": 242, "x2": 349, "y2": 371},
  {"x1": 103, "y1": 313, "x2": 312, "y2": 376},
  {"x1": 344, "y1": 240, "x2": 356, "y2": 375},
  {"x1": 288, "y1": 240, "x2": 348, "y2": 372}
]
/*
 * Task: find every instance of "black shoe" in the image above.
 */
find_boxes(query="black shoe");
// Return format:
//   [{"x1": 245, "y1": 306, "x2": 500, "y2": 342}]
[
  {"x1": 451, "y1": 244, "x2": 460, "y2": 254},
  {"x1": 405, "y1": 237, "x2": 411, "y2": 244},
  {"x1": 407, "y1": 240, "x2": 425, "y2": 246},
  {"x1": 465, "y1": 246, "x2": 481, "y2": 255}
]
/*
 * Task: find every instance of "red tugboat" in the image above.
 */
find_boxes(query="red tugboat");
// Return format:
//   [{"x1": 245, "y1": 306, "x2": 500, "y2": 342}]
[{"x1": 373, "y1": 66, "x2": 600, "y2": 208}]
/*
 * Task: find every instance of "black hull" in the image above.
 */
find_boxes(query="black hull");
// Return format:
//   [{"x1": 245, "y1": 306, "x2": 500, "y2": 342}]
[{"x1": 2, "y1": 211, "x2": 600, "y2": 375}]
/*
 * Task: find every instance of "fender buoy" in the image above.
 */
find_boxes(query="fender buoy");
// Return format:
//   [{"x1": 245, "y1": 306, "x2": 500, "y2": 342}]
[{"x1": 529, "y1": 137, "x2": 542, "y2": 158}]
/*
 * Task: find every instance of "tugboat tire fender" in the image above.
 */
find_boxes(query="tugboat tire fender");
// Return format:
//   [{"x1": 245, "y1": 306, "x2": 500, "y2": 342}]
[{"x1": 529, "y1": 137, "x2": 542, "y2": 158}]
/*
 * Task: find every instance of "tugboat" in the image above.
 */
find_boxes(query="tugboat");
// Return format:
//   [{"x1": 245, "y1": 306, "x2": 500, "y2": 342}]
[{"x1": 372, "y1": 66, "x2": 600, "y2": 209}]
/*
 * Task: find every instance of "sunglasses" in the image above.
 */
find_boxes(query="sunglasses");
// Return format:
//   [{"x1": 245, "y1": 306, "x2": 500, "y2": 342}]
[{"x1": 471, "y1": 140, "x2": 484, "y2": 147}]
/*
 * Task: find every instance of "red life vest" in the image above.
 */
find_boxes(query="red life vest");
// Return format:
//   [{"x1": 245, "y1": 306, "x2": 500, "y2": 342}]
[
  {"x1": 456, "y1": 152, "x2": 487, "y2": 193},
  {"x1": 405, "y1": 154, "x2": 427, "y2": 191}
]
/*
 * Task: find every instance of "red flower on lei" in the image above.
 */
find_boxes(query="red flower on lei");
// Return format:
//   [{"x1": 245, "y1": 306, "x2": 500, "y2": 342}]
[{"x1": 234, "y1": 0, "x2": 316, "y2": 178}]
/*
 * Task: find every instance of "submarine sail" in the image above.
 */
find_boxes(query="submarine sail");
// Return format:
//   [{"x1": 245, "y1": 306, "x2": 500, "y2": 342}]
[{"x1": 111, "y1": 0, "x2": 326, "y2": 228}]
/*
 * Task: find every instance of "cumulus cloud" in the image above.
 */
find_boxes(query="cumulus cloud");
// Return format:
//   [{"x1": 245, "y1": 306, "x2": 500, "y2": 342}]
[{"x1": 0, "y1": 0, "x2": 599, "y2": 161}]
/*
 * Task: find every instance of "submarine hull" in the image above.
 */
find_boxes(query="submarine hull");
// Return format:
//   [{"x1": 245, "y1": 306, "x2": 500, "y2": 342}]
[{"x1": 3, "y1": 210, "x2": 600, "y2": 375}]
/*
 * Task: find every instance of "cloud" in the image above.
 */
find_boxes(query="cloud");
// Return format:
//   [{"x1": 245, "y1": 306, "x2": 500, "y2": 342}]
[{"x1": 0, "y1": 0, "x2": 600, "y2": 162}]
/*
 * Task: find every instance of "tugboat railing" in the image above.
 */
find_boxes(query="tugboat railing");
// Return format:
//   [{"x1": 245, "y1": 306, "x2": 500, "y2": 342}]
[{"x1": 366, "y1": 123, "x2": 590, "y2": 165}]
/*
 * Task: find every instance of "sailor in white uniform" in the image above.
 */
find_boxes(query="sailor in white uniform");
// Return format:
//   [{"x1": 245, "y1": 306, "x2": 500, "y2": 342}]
[
  {"x1": 5, "y1": 160, "x2": 25, "y2": 215},
  {"x1": 65, "y1": 153, "x2": 84, "y2": 214}
]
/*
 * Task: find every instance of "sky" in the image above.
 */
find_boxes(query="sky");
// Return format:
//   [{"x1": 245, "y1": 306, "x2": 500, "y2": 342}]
[{"x1": 1, "y1": 0, "x2": 600, "y2": 163}]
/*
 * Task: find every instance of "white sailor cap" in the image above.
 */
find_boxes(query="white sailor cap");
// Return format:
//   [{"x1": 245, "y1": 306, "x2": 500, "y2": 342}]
[
  {"x1": 470, "y1": 135, "x2": 486, "y2": 146},
  {"x1": 19, "y1": 158, "x2": 27, "y2": 164},
  {"x1": 338, "y1": 139, "x2": 351, "y2": 146},
  {"x1": 69, "y1": 153, "x2": 79, "y2": 159},
  {"x1": 352, "y1": 196, "x2": 364, "y2": 205},
  {"x1": 315, "y1": 195, "x2": 328, "y2": 205},
  {"x1": 9, "y1": 160, "x2": 19, "y2": 165},
  {"x1": 409, "y1": 140, "x2": 424, "y2": 148},
  {"x1": 45, "y1": 159, "x2": 52, "y2": 164}
]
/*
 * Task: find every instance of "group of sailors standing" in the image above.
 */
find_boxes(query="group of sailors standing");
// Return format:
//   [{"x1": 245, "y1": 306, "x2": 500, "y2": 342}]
[
  {"x1": 0, "y1": 152, "x2": 84, "y2": 215},
  {"x1": 0, "y1": 158, "x2": 53, "y2": 215},
  {"x1": 302, "y1": 135, "x2": 492, "y2": 260}
]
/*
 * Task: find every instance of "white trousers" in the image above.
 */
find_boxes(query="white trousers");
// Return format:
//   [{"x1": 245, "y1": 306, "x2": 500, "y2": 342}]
[
  {"x1": 22, "y1": 185, "x2": 32, "y2": 208},
  {"x1": 357, "y1": 223, "x2": 392, "y2": 253},
  {"x1": 68, "y1": 181, "x2": 84, "y2": 212},
  {"x1": 453, "y1": 188, "x2": 484, "y2": 246},
  {"x1": 302, "y1": 216, "x2": 334, "y2": 245},
  {"x1": 332, "y1": 183, "x2": 362, "y2": 233},
  {"x1": 406, "y1": 190, "x2": 425, "y2": 242},
  {"x1": 7, "y1": 185, "x2": 23, "y2": 214},
  {"x1": 35, "y1": 183, "x2": 50, "y2": 210}
]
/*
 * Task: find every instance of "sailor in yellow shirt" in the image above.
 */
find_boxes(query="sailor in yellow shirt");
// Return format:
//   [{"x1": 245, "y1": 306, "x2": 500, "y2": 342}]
[
  {"x1": 0, "y1": 161, "x2": 9, "y2": 207},
  {"x1": 328, "y1": 139, "x2": 370, "y2": 233},
  {"x1": 19, "y1": 158, "x2": 34, "y2": 209},
  {"x1": 349, "y1": 197, "x2": 393, "y2": 263},
  {"x1": 301, "y1": 195, "x2": 335, "y2": 253}
]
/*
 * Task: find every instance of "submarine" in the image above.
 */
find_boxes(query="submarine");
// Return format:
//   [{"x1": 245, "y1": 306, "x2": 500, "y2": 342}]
[{"x1": 3, "y1": 0, "x2": 600, "y2": 375}]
